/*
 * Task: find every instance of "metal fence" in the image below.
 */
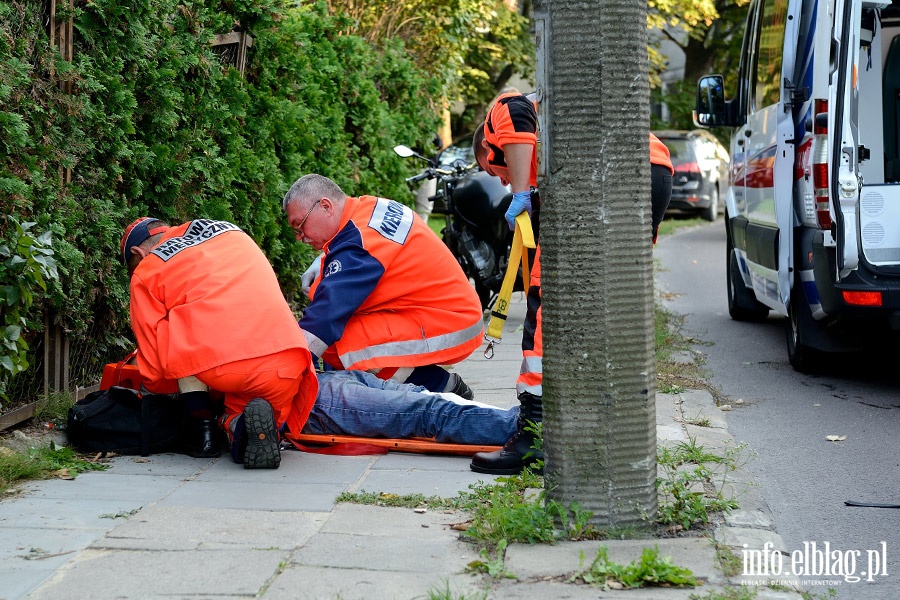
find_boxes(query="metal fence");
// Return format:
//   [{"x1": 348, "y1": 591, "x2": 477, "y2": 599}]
[
  {"x1": 5, "y1": 309, "x2": 119, "y2": 405},
  {"x1": 211, "y1": 31, "x2": 254, "y2": 76}
]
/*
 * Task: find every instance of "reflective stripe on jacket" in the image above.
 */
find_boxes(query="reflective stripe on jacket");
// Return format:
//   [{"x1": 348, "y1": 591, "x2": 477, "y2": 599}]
[{"x1": 301, "y1": 196, "x2": 484, "y2": 372}]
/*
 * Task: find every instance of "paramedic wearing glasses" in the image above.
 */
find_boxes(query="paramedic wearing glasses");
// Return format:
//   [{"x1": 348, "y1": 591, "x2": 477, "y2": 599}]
[{"x1": 283, "y1": 174, "x2": 483, "y2": 400}]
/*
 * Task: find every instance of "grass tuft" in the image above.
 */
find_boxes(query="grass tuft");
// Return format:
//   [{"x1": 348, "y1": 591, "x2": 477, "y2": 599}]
[
  {"x1": 572, "y1": 545, "x2": 697, "y2": 588},
  {"x1": 0, "y1": 443, "x2": 107, "y2": 494},
  {"x1": 655, "y1": 436, "x2": 747, "y2": 531}
]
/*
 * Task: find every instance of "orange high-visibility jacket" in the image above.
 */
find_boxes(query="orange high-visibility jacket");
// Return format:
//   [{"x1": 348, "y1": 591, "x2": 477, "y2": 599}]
[
  {"x1": 302, "y1": 196, "x2": 484, "y2": 372},
  {"x1": 129, "y1": 219, "x2": 318, "y2": 427},
  {"x1": 484, "y1": 94, "x2": 675, "y2": 182},
  {"x1": 483, "y1": 93, "x2": 539, "y2": 188},
  {"x1": 650, "y1": 132, "x2": 674, "y2": 173}
]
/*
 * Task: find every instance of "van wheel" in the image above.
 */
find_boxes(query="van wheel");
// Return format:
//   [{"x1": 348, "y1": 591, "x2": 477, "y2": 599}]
[
  {"x1": 701, "y1": 187, "x2": 719, "y2": 222},
  {"x1": 726, "y1": 226, "x2": 769, "y2": 321},
  {"x1": 786, "y1": 287, "x2": 821, "y2": 373}
]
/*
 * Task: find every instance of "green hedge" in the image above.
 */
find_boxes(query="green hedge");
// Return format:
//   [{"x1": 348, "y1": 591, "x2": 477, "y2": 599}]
[{"x1": 0, "y1": 0, "x2": 441, "y2": 377}]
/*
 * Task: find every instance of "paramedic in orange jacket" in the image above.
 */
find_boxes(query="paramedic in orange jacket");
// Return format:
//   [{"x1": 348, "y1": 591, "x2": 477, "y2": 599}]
[
  {"x1": 468, "y1": 92, "x2": 674, "y2": 475},
  {"x1": 122, "y1": 217, "x2": 318, "y2": 469},
  {"x1": 283, "y1": 174, "x2": 483, "y2": 399},
  {"x1": 649, "y1": 133, "x2": 675, "y2": 242}
]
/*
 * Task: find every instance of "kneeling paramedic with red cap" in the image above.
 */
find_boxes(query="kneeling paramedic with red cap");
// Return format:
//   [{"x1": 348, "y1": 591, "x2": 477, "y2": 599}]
[{"x1": 122, "y1": 218, "x2": 519, "y2": 469}]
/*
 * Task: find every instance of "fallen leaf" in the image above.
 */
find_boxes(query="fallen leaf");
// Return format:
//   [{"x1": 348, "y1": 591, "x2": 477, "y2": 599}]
[
  {"x1": 826, "y1": 435, "x2": 847, "y2": 442},
  {"x1": 52, "y1": 469, "x2": 75, "y2": 480},
  {"x1": 666, "y1": 523, "x2": 684, "y2": 535}
]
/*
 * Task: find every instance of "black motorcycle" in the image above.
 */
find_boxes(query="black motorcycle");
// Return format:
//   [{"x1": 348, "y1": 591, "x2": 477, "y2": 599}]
[{"x1": 394, "y1": 142, "x2": 520, "y2": 310}]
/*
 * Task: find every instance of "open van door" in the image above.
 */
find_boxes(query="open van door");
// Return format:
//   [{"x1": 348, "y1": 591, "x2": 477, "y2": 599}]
[
  {"x1": 830, "y1": 0, "x2": 868, "y2": 278},
  {"x1": 738, "y1": 0, "x2": 800, "y2": 314},
  {"x1": 775, "y1": 0, "x2": 804, "y2": 311}
]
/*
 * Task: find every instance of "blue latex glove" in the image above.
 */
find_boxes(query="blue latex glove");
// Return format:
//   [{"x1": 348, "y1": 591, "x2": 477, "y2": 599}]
[{"x1": 505, "y1": 190, "x2": 533, "y2": 231}]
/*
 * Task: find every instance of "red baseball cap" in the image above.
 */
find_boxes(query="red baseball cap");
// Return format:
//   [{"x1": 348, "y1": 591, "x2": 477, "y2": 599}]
[{"x1": 120, "y1": 217, "x2": 169, "y2": 264}]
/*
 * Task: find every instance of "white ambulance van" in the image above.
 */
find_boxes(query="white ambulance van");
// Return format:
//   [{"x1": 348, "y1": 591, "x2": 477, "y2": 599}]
[{"x1": 695, "y1": 0, "x2": 900, "y2": 371}]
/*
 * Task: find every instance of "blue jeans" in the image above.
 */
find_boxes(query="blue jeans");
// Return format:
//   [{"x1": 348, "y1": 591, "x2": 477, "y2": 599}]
[{"x1": 301, "y1": 371, "x2": 518, "y2": 445}]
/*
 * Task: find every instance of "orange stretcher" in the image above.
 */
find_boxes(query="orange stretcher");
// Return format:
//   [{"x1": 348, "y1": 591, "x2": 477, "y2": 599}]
[
  {"x1": 101, "y1": 353, "x2": 500, "y2": 457},
  {"x1": 285, "y1": 433, "x2": 502, "y2": 456}
]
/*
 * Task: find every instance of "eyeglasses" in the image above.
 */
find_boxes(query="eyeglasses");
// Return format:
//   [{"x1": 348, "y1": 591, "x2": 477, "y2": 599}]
[{"x1": 291, "y1": 200, "x2": 321, "y2": 236}]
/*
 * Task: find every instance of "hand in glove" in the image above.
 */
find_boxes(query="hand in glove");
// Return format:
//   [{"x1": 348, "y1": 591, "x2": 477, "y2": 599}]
[
  {"x1": 301, "y1": 255, "x2": 323, "y2": 297},
  {"x1": 504, "y1": 190, "x2": 532, "y2": 231}
]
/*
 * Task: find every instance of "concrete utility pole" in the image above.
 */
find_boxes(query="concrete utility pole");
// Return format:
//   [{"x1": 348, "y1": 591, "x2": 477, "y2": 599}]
[{"x1": 533, "y1": 0, "x2": 657, "y2": 526}]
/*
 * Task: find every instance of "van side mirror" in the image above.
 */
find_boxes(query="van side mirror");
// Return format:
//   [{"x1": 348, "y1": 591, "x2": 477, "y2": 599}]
[{"x1": 694, "y1": 75, "x2": 727, "y2": 128}]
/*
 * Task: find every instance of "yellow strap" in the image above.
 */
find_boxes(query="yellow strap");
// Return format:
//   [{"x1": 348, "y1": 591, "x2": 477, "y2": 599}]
[{"x1": 484, "y1": 212, "x2": 535, "y2": 355}]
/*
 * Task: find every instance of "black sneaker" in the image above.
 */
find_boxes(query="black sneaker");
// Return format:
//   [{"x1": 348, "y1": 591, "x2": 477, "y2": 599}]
[
  {"x1": 444, "y1": 373, "x2": 475, "y2": 401},
  {"x1": 242, "y1": 398, "x2": 281, "y2": 469}
]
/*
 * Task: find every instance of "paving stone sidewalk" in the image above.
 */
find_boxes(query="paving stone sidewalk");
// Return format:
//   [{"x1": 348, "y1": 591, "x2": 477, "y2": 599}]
[{"x1": 0, "y1": 294, "x2": 799, "y2": 600}]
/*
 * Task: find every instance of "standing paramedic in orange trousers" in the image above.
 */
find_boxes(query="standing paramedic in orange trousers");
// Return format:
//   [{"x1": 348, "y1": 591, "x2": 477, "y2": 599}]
[
  {"x1": 469, "y1": 92, "x2": 674, "y2": 475},
  {"x1": 121, "y1": 217, "x2": 319, "y2": 469},
  {"x1": 283, "y1": 174, "x2": 484, "y2": 399}
]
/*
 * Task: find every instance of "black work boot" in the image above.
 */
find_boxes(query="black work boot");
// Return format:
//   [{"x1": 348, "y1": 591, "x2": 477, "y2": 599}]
[
  {"x1": 182, "y1": 418, "x2": 222, "y2": 458},
  {"x1": 444, "y1": 372, "x2": 475, "y2": 401},
  {"x1": 470, "y1": 393, "x2": 543, "y2": 475},
  {"x1": 242, "y1": 398, "x2": 281, "y2": 469}
]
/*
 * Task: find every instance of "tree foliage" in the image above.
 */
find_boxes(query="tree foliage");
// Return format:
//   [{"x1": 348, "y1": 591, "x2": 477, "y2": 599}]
[
  {"x1": 648, "y1": 0, "x2": 751, "y2": 128},
  {"x1": 650, "y1": 0, "x2": 751, "y2": 82},
  {"x1": 647, "y1": 0, "x2": 718, "y2": 34},
  {"x1": 0, "y1": 0, "x2": 441, "y2": 392},
  {"x1": 324, "y1": 0, "x2": 535, "y2": 137},
  {"x1": 454, "y1": 0, "x2": 535, "y2": 135}
]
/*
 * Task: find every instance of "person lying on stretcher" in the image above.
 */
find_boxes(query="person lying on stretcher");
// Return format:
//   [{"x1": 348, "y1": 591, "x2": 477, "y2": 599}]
[{"x1": 121, "y1": 217, "x2": 517, "y2": 470}]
